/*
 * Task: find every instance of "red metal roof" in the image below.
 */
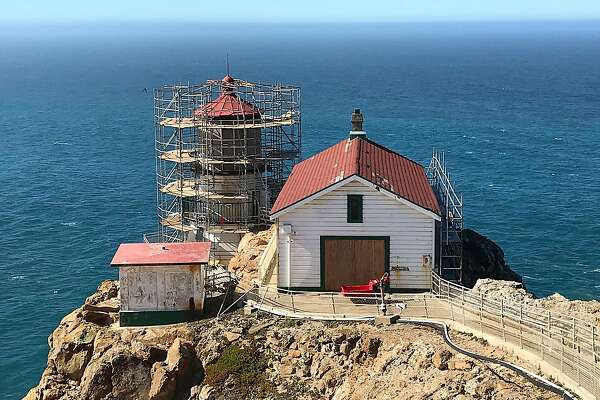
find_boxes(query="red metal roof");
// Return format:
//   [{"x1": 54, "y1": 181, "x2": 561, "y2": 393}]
[
  {"x1": 110, "y1": 242, "x2": 211, "y2": 266},
  {"x1": 271, "y1": 138, "x2": 440, "y2": 216},
  {"x1": 194, "y1": 75, "x2": 261, "y2": 118}
]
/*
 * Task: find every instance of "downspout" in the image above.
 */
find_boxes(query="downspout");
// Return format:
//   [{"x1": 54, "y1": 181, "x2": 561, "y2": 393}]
[{"x1": 287, "y1": 234, "x2": 292, "y2": 289}]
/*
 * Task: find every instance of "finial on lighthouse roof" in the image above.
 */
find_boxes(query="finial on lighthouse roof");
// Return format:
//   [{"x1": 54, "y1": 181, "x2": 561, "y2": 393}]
[{"x1": 349, "y1": 108, "x2": 366, "y2": 140}]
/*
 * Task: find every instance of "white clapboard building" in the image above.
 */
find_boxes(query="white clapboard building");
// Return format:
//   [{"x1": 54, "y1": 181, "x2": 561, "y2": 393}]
[
  {"x1": 270, "y1": 110, "x2": 441, "y2": 291},
  {"x1": 111, "y1": 242, "x2": 210, "y2": 326}
]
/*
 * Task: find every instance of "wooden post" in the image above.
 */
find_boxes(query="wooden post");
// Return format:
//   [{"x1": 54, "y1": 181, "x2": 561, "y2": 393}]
[
  {"x1": 424, "y1": 294, "x2": 429, "y2": 318},
  {"x1": 449, "y1": 295, "x2": 454, "y2": 321}
]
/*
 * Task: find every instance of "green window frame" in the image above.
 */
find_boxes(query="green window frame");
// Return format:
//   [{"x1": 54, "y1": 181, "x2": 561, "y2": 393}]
[{"x1": 347, "y1": 194, "x2": 363, "y2": 223}]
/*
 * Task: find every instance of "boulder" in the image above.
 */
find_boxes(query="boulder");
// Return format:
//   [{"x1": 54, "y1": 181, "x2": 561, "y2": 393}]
[
  {"x1": 83, "y1": 298, "x2": 120, "y2": 313},
  {"x1": 166, "y1": 338, "x2": 196, "y2": 371},
  {"x1": 432, "y1": 349, "x2": 452, "y2": 370},
  {"x1": 224, "y1": 331, "x2": 241, "y2": 343},
  {"x1": 85, "y1": 280, "x2": 119, "y2": 306},
  {"x1": 448, "y1": 356, "x2": 473, "y2": 370},
  {"x1": 462, "y1": 229, "x2": 522, "y2": 288},
  {"x1": 198, "y1": 384, "x2": 216, "y2": 400},
  {"x1": 148, "y1": 362, "x2": 176, "y2": 400},
  {"x1": 361, "y1": 337, "x2": 382, "y2": 358}
]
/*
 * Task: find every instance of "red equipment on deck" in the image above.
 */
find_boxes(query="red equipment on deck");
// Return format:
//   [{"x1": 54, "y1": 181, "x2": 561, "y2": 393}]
[{"x1": 340, "y1": 273, "x2": 389, "y2": 297}]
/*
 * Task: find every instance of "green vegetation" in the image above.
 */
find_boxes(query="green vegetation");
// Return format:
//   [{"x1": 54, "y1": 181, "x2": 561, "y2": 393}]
[{"x1": 204, "y1": 344, "x2": 274, "y2": 397}]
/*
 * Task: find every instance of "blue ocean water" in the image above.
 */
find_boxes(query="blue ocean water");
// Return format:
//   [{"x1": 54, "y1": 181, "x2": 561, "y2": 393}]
[{"x1": 1, "y1": 22, "x2": 599, "y2": 398}]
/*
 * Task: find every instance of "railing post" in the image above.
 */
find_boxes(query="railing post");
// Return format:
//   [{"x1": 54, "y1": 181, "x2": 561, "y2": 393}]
[
  {"x1": 291, "y1": 292, "x2": 296, "y2": 313},
  {"x1": 258, "y1": 286, "x2": 269, "y2": 315},
  {"x1": 572, "y1": 318, "x2": 576, "y2": 350},
  {"x1": 593, "y1": 325, "x2": 597, "y2": 363},
  {"x1": 331, "y1": 293, "x2": 336, "y2": 315},
  {"x1": 560, "y1": 337, "x2": 564, "y2": 372},
  {"x1": 424, "y1": 294, "x2": 429, "y2": 318},
  {"x1": 540, "y1": 325, "x2": 544, "y2": 360},
  {"x1": 479, "y1": 293, "x2": 484, "y2": 334},
  {"x1": 501, "y1": 299, "x2": 506, "y2": 342},
  {"x1": 461, "y1": 287, "x2": 466, "y2": 326},
  {"x1": 547, "y1": 310, "x2": 551, "y2": 339},
  {"x1": 518, "y1": 304, "x2": 523, "y2": 349}
]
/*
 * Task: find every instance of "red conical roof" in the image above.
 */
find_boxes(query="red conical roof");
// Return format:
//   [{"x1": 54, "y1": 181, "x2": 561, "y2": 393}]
[{"x1": 194, "y1": 75, "x2": 261, "y2": 118}]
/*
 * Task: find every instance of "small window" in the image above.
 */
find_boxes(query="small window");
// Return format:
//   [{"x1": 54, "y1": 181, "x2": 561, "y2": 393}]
[{"x1": 347, "y1": 194, "x2": 363, "y2": 223}]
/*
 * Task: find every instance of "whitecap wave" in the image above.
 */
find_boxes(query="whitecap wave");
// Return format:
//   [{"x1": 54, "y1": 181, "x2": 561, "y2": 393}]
[
  {"x1": 60, "y1": 222, "x2": 78, "y2": 227},
  {"x1": 53, "y1": 141, "x2": 72, "y2": 146},
  {"x1": 10, "y1": 275, "x2": 26, "y2": 280}
]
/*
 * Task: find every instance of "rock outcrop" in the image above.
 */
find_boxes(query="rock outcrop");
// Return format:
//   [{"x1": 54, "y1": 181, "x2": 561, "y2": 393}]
[
  {"x1": 228, "y1": 225, "x2": 275, "y2": 283},
  {"x1": 461, "y1": 228, "x2": 523, "y2": 288},
  {"x1": 473, "y1": 279, "x2": 600, "y2": 327}
]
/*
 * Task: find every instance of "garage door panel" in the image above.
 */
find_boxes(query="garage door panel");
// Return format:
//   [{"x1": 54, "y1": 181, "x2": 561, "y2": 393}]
[{"x1": 323, "y1": 238, "x2": 387, "y2": 291}]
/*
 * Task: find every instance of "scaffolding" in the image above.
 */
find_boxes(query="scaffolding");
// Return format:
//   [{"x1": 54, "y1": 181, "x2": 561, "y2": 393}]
[
  {"x1": 427, "y1": 150, "x2": 463, "y2": 283},
  {"x1": 152, "y1": 75, "x2": 301, "y2": 265}
]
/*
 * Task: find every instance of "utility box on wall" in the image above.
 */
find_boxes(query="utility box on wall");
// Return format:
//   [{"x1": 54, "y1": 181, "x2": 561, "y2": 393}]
[{"x1": 110, "y1": 242, "x2": 211, "y2": 327}]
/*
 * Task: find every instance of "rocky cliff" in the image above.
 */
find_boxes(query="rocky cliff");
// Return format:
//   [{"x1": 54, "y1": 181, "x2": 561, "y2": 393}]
[
  {"x1": 26, "y1": 280, "x2": 565, "y2": 400},
  {"x1": 25, "y1": 228, "x2": 598, "y2": 399},
  {"x1": 461, "y1": 229, "x2": 523, "y2": 288}
]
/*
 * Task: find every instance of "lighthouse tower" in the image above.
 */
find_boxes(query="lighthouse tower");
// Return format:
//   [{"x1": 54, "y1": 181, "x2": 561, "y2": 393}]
[{"x1": 153, "y1": 74, "x2": 301, "y2": 264}]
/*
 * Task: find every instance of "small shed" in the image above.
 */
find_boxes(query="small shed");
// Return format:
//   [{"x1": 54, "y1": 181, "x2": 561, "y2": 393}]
[
  {"x1": 110, "y1": 242, "x2": 211, "y2": 326},
  {"x1": 270, "y1": 110, "x2": 442, "y2": 292}
]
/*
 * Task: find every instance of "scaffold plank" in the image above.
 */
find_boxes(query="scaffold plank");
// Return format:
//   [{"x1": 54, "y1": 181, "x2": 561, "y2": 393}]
[
  {"x1": 160, "y1": 214, "x2": 196, "y2": 232},
  {"x1": 160, "y1": 179, "x2": 248, "y2": 199},
  {"x1": 159, "y1": 116, "x2": 295, "y2": 129}
]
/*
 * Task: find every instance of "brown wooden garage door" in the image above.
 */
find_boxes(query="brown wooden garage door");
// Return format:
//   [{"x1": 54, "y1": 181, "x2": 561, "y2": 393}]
[{"x1": 321, "y1": 237, "x2": 388, "y2": 291}]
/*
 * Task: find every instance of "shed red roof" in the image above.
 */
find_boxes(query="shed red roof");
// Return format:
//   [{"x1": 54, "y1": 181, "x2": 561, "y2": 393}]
[
  {"x1": 270, "y1": 138, "x2": 440, "y2": 216},
  {"x1": 110, "y1": 242, "x2": 211, "y2": 266}
]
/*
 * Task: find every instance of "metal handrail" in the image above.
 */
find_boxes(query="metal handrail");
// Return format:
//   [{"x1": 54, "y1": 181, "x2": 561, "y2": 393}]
[{"x1": 431, "y1": 272, "x2": 600, "y2": 398}]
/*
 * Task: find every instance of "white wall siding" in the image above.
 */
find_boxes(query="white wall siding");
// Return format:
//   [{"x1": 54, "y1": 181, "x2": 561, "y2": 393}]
[
  {"x1": 277, "y1": 179, "x2": 435, "y2": 289},
  {"x1": 119, "y1": 264, "x2": 204, "y2": 311}
]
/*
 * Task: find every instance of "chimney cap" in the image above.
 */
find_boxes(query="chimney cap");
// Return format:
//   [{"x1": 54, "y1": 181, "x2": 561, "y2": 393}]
[{"x1": 350, "y1": 108, "x2": 366, "y2": 140}]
